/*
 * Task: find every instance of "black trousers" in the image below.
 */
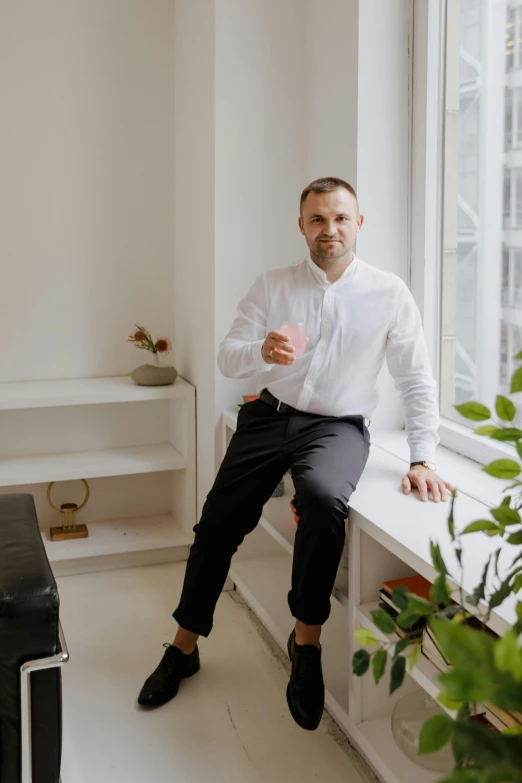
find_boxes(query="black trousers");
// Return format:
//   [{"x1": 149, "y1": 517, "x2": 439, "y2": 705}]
[{"x1": 173, "y1": 397, "x2": 371, "y2": 636}]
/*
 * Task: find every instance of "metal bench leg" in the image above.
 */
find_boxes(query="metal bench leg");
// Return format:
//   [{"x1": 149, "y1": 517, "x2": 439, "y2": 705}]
[{"x1": 20, "y1": 622, "x2": 69, "y2": 783}]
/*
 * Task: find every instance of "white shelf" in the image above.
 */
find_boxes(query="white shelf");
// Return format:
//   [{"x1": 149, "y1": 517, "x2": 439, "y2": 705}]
[
  {"x1": 43, "y1": 513, "x2": 191, "y2": 561},
  {"x1": 222, "y1": 408, "x2": 239, "y2": 430},
  {"x1": 0, "y1": 375, "x2": 194, "y2": 411},
  {"x1": 42, "y1": 513, "x2": 192, "y2": 576},
  {"x1": 355, "y1": 603, "x2": 450, "y2": 713},
  {"x1": 0, "y1": 443, "x2": 186, "y2": 486},
  {"x1": 353, "y1": 715, "x2": 440, "y2": 783},
  {"x1": 230, "y1": 553, "x2": 350, "y2": 721},
  {"x1": 260, "y1": 475, "x2": 296, "y2": 555}
]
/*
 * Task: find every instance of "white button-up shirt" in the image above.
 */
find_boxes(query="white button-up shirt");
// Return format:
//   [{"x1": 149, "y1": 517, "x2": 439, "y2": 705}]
[{"x1": 218, "y1": 255, "x2": 439, "y2": 463}]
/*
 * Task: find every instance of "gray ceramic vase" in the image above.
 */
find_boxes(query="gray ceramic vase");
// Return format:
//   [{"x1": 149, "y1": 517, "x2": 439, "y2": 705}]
[{"x1": 131, "y1": 353, "x2": 177, "y2": 386}]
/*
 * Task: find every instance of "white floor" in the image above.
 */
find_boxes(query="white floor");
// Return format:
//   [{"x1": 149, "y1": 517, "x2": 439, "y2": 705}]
[{"x1": 57, "y1": 561, "x2": 374, "y2": 783}]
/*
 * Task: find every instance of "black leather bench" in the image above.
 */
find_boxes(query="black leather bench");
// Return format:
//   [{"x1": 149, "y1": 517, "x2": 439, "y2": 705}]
[{"x1": 0, "y1": 494, "x2": 68, "y2": 783}]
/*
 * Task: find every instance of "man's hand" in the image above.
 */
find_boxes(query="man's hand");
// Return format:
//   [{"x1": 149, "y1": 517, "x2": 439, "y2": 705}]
[
  {"x1": 402, "y1": 465, "x2": 456, "y2": 503},
  {"x1": 262, "y1": 331, "x2": 296, "y2": 366}
]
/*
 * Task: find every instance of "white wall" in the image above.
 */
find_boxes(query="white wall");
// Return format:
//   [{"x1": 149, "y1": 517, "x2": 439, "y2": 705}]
[
  {"x1": 304, "y1": 0, "x2": 359, "y2": 185},
  {"x1": 172, "y1": 0, "x2": 216, "y2": 515},
  {"x1": 0, "y1": 0, "x2": 176, "y2": 382},
  {"x1": 214, "y1": 0, "x2": 306, "y2": 465},
  {"x1": 355, "y1": 0, "x2": 411, "y2": 428}
]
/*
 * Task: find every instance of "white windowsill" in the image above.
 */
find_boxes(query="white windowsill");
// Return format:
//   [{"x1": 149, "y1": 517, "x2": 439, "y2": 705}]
[
  {"x1": 438, "y1": 418, "x2": 515, "y2": 471},
  {"x1": 371, "y1": 428, "x2": 509, "y2": 510}
]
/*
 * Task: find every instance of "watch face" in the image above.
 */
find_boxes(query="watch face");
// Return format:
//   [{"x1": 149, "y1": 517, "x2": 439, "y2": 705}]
[{"x1": 425, "y1": 461, "x2": 436, "y2": 471}]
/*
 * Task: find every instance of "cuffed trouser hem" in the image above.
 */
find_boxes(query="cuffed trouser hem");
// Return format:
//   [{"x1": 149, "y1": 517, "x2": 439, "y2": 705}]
[
  {"x1": 172, "y1": 608, "x2": 213, "y2": 638},
  {"x1": 287, "y1": 591, "x2": 332, "y2": 627}
]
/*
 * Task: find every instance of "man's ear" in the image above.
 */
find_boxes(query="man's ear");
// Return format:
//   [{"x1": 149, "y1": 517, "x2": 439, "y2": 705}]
[
  {"x1": 298, "y1": 216, "x2": 305, "y2": 235},
  {"x1": 357, "y1": 214, "x2": 365, "y2": 231}
]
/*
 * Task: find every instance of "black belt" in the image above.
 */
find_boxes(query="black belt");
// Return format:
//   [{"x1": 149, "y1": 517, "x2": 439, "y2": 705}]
[{"x1": 259, "y1": 389, "x2": 370, "y2": 427}]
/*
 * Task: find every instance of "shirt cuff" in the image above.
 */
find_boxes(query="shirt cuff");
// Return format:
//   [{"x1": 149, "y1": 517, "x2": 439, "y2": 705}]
[
  {"x1": 409, "y1": 446, "x2": 437, "y2": 465},
  {"x1": 249, "y1": 339, "x2": 274, "y2": 371}
]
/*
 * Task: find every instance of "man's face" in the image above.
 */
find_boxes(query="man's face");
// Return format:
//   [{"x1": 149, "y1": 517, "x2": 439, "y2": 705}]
[{"x1": 298, "y1": 188, "x2": 363, "y2": 263}]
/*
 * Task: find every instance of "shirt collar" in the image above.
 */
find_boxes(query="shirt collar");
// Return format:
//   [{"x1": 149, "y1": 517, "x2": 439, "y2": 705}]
[{"x1": 306, "y1": 254, "x2": 358, "y2": 286}]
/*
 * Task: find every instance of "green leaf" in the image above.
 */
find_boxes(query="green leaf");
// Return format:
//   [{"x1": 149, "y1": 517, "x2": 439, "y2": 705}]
[
  {"x1": 396, "y1": 594, "x2": 433, "y2": 628},
  {"x1": 431, "y1": 540, "x2": 449, "y2": 575},
  {"x1": 430, "y1": 617, "x2": 495, "y2": 668},
  {"x1": 496, "y1": 395, "x2": 517, "y2": 422},
  {"x1": 418, "y1": 713, "x2": 454, "y2": 754},
  {"x1": 502, "y1": 495, "x2": 512, "y2": 506},
  {"x1": 372, "y1": 649, "x2": 387, "y2": 685},
  {"x1": 451, "y1": 720, "x2": 506, "y2": 766},
  {"x1": 494, "y1": 630, "x2": 522, "y2": 681},
  {"x1": 437, "y1": 690, "x2": 463, "y2": 711},
  {"x1": 389, "y1": 655, "x2": 406, "y2": 694},
  {"x1": 438, "y1": 772, "x2": 482, "y2": 783},
  {"x1": 490, "y1": 580, "x2": 512, "y2": 609},
  {"x1": 448, "y1": 493, "x2": 456, "y2": 541},
  {"x1": 503, "y1": 724, "x2": 522, "y2": 737},
  {"x1": 517, "y1": 441, "x2": 522, "y2": 461},
  {"x1": 393, "y1": 637, "x2": 411, "y2": 659},
  {"x1": 455, "y1": 402, "x2": 491, "y2": 422},
  {"x1": 483, "y1": 460, "x2": 521, "y2": 480},
  {"x1": 492, "y1": 428, "x2": 522, "y2": 443},
  {"x1": 354, "y1": 628, "x2": 378, "y2": 647},
  {"x1": 352, "y1": 649, "x2": 370, "y2": 676},
  {"x1": 508, "y1": 530, "x2": 522, "y2": 545},
  {"x1": 462, "y1": 519, "x2": 500, "y2": 535},
  {"x1": 492, "y1": 506, "x2": 521, "y2": 526},
  {"x1": 370, "y1": 609, "x2": 396, "y2": 635},
  {"x1": 408, "y1": 642, "x2": 420, "y2": 671},
  {"x1": 510, "y1": 365, "x2": 522, "y2": 394},
  {"x1": 391, "y1": 585, "x2": 409, "y2": 611},
  {"x1": 430, "y1": 574, "x2": 452, "y2": 607},
  {"x1": 456, "y1": 547, "x2": 463, "y2": 566},
  {"x1": 475, "y1": 425, "x2": 500, "y2": 436},
  {"x1": 495, "y1": 547, "x2": 502, "y2": 579},
  {"x1": 513, "y1": 574, "x2": 522, "y2": 594},
  {"x1": 468, "y1": 554, "x2": 492, "y2": 607},
  {"x1": 441, "y1": 662, "x2": 494, "y2": 703},
  {"x1": 514, "y1": 349, "x2": 522, "y2": 360}
]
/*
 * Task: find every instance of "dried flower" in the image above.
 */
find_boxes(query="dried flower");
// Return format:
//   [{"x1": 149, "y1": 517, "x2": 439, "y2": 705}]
[
  {"x1": 128, "y1": 324, "x2": 171, "y2": 354},
  {"x1": 155, "y1": 338, "x2": 172, "y2": 355}
]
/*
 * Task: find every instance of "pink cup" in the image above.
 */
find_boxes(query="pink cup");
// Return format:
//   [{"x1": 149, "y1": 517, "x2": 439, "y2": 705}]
[{"x1": 280, "y1": 322, "x2": 307, "y2": 358}]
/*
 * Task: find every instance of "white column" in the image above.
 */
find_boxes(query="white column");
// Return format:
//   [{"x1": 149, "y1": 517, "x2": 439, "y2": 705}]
[{"x1": 476, "y1": 0, "x2": 507, "y2": 409}]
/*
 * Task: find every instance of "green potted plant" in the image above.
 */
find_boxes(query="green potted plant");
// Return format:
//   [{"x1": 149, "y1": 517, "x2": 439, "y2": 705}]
[{"x1": 352, "y1": 350, "x2": 522, "y2": 782}]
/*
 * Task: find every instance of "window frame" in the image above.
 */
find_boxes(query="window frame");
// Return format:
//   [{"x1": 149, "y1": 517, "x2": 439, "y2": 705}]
[{"x1": 410, "y1": 0, "x2": 515, "y2": 466}]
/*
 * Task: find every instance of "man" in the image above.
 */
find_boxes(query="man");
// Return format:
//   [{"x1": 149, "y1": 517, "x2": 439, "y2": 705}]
[{"x1": 138, "y1": 177, "x2": 453, "y2": 730}]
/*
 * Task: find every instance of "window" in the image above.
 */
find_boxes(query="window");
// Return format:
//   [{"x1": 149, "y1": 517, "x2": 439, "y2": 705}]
[{"x1": 439, "y1": 0, "x2": 522, "y2": 432}]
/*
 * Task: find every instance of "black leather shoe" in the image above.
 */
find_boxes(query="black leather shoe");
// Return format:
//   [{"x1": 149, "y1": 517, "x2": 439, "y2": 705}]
[
  {"x1": 138, "y1": 643, "x2": 200, "y2": 708},
  {"x1": 286, "y1": 630, "x2": 324, "y2": 730}
]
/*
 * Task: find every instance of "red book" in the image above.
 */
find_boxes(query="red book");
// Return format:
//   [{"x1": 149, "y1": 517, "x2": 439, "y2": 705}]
[{"x1": 382, "y1": 575, "x2": 432, "y2": 602}]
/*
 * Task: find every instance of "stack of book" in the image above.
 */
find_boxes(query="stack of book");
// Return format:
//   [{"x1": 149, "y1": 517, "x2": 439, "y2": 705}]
[
  {"x1": 378, "y1": 574, "x2": 433, "y2": 640},
  {"x1": 482, "y1": 703, "x2": 522, "y2": 733}
]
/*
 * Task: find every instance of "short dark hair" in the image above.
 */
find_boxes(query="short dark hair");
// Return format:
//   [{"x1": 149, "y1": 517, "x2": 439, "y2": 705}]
[{"x1": 300, "y1": 177, "x2": 359, "y2": 215}]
